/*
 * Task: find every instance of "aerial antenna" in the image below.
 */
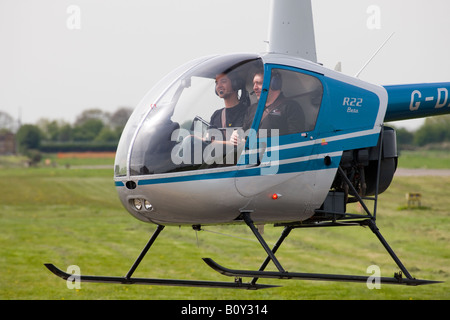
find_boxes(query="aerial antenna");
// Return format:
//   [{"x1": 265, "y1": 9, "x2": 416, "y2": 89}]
[
  {"x1": 355, "y1": 32, "x2": 395, "y2": 78},
  {"x1": 17, "y1": 106, "x2": 22, "y2": 131}
]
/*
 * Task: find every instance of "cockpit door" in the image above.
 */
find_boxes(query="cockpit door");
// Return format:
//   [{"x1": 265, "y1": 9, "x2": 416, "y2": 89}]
[{"x1": 235, "y1": 64, "x2": 324, "y2": 197}]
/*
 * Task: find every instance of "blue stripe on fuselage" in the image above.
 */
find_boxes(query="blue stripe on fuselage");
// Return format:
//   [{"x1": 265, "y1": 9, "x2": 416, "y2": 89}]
[{"x1": 115, "y1": 131, "x2": 379, "y2": 187}]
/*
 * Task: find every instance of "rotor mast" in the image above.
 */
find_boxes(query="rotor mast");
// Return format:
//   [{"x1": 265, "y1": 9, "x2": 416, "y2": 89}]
[{"x1": 267, "y1": 0, "x2": 317, "y2": 62}]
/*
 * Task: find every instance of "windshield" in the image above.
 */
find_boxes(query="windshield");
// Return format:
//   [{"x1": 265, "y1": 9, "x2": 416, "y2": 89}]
[{"x1": 114, "y1": 54, "x2": 262, "y2": 177}]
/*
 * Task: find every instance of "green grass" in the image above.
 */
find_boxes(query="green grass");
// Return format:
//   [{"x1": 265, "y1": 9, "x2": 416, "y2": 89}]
[
  {"x1": 398, "y1": 149, "x2": 450, "y2": 169},
  {"x1": 0, "y1": 156, "x2": 449, "y2": 300},
  {"x1": 41, "y1": 153, "x2": 115, "y2": 167}
]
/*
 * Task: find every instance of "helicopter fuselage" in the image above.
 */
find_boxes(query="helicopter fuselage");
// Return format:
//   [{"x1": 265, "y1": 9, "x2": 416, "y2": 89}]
[{"x1": 114, "y1": 53, "x2": 393, "y2": 226}]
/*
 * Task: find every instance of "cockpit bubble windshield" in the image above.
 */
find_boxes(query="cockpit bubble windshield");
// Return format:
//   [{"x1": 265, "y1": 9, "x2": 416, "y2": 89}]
[{"x1": 114, "y1": 54, "x2": 263, "y2": 177}]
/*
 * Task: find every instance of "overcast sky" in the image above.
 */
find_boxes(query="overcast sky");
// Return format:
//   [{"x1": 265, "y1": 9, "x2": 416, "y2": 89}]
[{"x1": 1, "y1": 0, "x2": 449, "y2": 130}]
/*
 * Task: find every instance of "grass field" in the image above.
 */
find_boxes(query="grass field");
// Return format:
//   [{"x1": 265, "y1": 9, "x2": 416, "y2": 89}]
[
  {"x1": 398, "y1": 149, "x2": 450, "y2": 169},
  {"x1": 0, "y1": 152, "x2": 449, "y2": 300}
]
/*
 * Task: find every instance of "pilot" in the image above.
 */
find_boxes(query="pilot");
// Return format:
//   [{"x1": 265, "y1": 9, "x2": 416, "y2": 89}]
[
  {"x1": 251, "y1": 71, "x2": 264, "y2": 101},
  {"x1": 231, "y1": 70, "x2": 304, "y2": 144},
  {"x1": 229, "y1": 71, "x2": 263, "y2": 145},
  {"x1": 209, "y1": 72, "x2": 249, "y2": 136}
]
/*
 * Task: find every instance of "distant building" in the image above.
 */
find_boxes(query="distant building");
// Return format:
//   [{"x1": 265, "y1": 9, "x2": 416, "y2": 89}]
[{"x1": 0, "y1": 132, "x2": 16, "y2": 155}]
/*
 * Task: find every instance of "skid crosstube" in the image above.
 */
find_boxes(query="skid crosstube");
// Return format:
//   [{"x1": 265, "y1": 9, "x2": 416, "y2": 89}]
[
  {"x1": 202, "y1": 258, "x2": 441, "y2": 286},
  {"x1": 44, "y1": 263, "x2": 277, "y2": 290}
]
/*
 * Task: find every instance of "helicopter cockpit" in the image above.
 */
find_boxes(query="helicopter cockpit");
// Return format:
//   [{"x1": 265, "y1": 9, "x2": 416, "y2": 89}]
[{"x1": 114, "y1": 53, "x2": 323, "y2": 178}]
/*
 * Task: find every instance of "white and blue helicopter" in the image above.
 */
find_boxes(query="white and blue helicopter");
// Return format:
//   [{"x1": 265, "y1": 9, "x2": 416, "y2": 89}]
[{"x1": 46, "y1": 0, "x2": 449, "y2": 289}]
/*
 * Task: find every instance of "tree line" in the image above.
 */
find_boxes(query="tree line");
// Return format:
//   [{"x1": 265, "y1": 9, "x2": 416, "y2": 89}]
[
  {"x1": 395, "y1": 114, "x2": 450, "y2": 148},
  {"x1": 8, "y1": 107, "x2": 133, "y2": 155}
]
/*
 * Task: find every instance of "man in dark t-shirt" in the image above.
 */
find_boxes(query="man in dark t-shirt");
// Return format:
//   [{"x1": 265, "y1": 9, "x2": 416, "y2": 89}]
[
  {"x1": 209, "y1": 72, "x2": 249, "y2": 141},
  {"x1": 209, "y1": 101, "x2": 248, "y2": 129}
]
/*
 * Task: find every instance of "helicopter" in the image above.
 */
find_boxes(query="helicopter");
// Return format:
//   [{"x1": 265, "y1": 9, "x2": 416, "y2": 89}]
[{"x1": 46, "y1": 0, "x2": 449, "y2": 289}]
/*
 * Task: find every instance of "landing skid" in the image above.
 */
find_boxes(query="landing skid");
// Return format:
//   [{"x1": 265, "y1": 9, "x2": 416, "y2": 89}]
[
  {"x1": 45, "y1": 212, "x2": 441, "y2": 290},
  {"x1": 200, "y1": 212, "x2": 440, "y2": 287},
  {"x1": 202, "y1": 258, "x2": 439, "y2": 286},
  {"x1": 44, "y1": 225, "x2": 276, "y2": 290},
  {"x1": 44, "y1": 263, "x2": 275, "y2": 289}
]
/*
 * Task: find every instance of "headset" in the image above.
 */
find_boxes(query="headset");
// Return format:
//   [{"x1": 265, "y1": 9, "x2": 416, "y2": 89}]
[
  {"x1": 270, "y1": 70, "x2": 282, "y2": 91},
  {"x1": 215, "y1": 72, "x2": 245, "y2": 96},
  {"x1": 215, "y1": 72, "x2": 250, "y2": 106}
]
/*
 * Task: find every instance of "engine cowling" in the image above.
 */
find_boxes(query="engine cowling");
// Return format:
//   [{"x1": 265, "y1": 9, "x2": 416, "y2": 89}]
[{"x1": 332, "y1": 126, "x2": 398, "y2": 202}]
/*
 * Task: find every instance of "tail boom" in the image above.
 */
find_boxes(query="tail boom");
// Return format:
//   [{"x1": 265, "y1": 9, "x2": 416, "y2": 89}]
[{"x1": 383, "y1": 82, "x2": 450, "y2": 122}]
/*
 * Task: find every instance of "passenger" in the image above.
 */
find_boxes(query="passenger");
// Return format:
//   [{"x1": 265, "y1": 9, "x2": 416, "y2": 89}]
[
  {"x1": 209, "y1": 72, "x2": 249, "y2": 136},
  {"x1": 189, "y1": 71, "x2": 249, "y2": 166}
]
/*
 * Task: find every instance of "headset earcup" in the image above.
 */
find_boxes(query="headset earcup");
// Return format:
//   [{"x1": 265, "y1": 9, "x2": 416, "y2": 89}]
[
  {"x1": 270, "y1": 72, "x2": 282, "y2": 90},
  {"x1": 231, "y1": 78, "x2": 245, "y2": 92}
]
